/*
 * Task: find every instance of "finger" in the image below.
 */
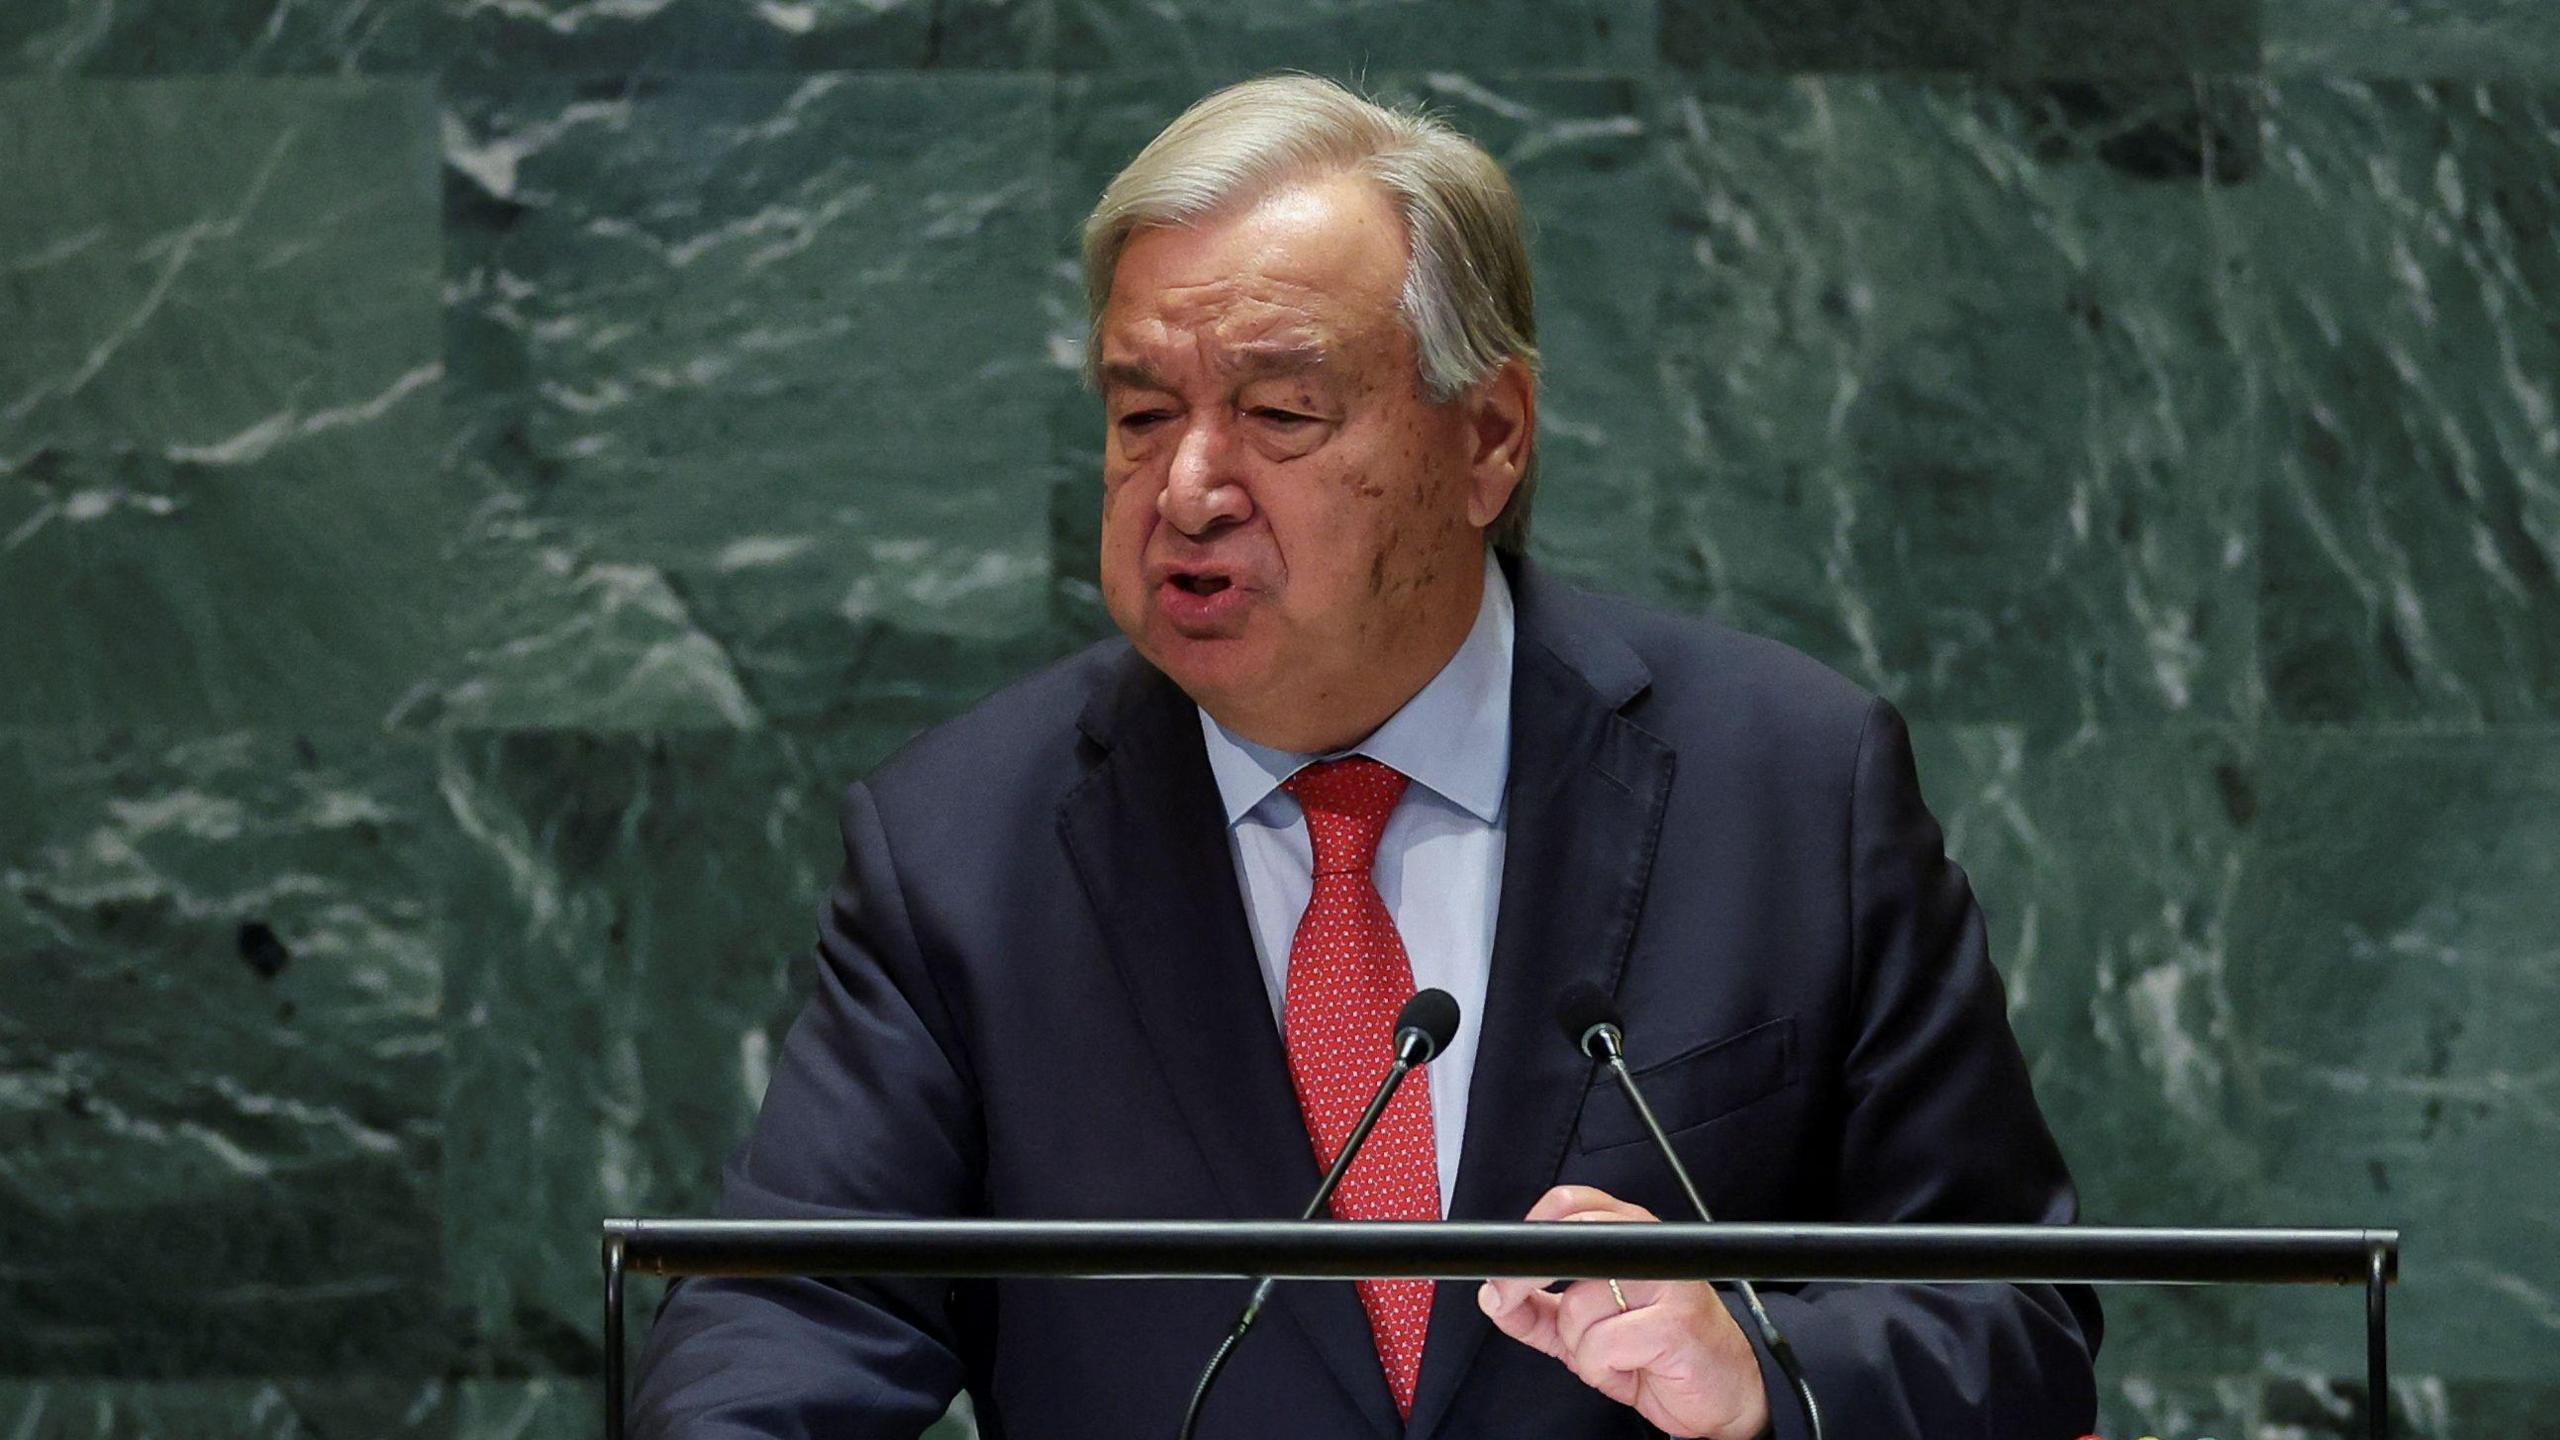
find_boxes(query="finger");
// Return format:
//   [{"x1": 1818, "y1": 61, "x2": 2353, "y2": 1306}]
[
  {"x1": 1485, "y1": 1205, "x2": 1624, "y2": 1310},
  {"x1": 1477, "y1": 1280, "x2": 1567, "y2": 1360},
  {"x1": 1580, "y1": 1297, "x2": 1770, "y2": 1437},
  {"x1": 1543, "y1": 1207, "x2": 1666, "y2": 1307},
  {"x1": 1552, "y1": 1203, "x2": 1663, "y2": 1226},
  {"x1": 1479, "y1": 1274, "x2": 1559, "y2": 1312},
  {"x1": 1566, "y1": 1307, "x2": 1682, "y2": 1408},
  {"x1": 1596, "y1": 1275, "x2": 1672, "y2": 1310},
  {"x1": 1548, "y1": 1277, "x2": 1631, "y2": 1359},
  {"x1": 1526, "y1": 1185, "x2": 1642, "y2": 1222}
]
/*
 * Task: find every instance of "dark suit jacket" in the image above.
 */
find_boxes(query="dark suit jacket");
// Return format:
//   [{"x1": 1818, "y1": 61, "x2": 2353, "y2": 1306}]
[{"x1": 633, "y1": 557, "x2": 2101, "y2": 1439}]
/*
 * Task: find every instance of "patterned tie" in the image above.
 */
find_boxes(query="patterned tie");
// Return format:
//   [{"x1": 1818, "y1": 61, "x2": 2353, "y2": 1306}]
[{"x1": 1279, "y1": 756, "x2": 1440, "y2": 1420}]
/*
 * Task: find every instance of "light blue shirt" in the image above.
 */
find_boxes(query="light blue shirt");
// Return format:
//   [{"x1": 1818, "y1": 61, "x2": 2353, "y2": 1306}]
[{"x1": 1197, "y1": 555, "x2": 1514, "y2": 1211}]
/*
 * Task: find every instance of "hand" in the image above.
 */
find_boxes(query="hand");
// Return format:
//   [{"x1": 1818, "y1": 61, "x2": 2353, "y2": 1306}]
[{"x1": 1477, "y1": 1185, "x2": 1771, "y2": 1439}]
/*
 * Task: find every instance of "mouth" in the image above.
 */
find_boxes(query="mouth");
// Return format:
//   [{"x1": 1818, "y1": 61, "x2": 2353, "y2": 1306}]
[{"x1": 1151, "y1": 564, "x2": 1254, "y2": 635}]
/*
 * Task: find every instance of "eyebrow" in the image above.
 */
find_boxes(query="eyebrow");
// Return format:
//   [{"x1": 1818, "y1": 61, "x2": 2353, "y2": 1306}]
[
  {"x1": 1097, "y1": 344, "x2": 1332, "y2": 395},
  {"x1": 1097, "y1": 360, "x2": 1172, "y2": 394}
]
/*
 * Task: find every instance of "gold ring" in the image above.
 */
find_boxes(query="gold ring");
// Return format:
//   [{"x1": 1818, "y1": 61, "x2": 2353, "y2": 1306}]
[{"x1": 1607, "y1": 1278, "x2": 1629, "y2": 1312}]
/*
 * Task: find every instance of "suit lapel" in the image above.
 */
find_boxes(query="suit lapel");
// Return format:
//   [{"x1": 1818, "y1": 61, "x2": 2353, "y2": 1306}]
[
  {"x1": 1057, "y1": 652, "x2": 1405, "y2": 1439},
  {"x1": 1405, "y1": 564, "x2": 1676, "y2": 1440}
]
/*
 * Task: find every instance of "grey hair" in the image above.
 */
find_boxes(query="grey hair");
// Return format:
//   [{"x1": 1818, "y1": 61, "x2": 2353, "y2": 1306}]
[{"x1": 1081, "y1": 74, "x2": 1541, "y2": 556}]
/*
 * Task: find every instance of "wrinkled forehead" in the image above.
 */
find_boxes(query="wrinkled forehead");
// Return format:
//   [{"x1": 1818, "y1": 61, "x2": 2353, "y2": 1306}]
[
  {"x1": 1105, "y1": 274, "x2": 1372, "y2": 377},
  {"x1": 1099, "y1": 176, "x2": 1413, "y2": 380}
]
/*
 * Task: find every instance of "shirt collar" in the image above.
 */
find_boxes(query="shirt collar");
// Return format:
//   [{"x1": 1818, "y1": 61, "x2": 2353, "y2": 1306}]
[{"x1": 1198, "y1": 552, "x2": 1514, "y2": 827}]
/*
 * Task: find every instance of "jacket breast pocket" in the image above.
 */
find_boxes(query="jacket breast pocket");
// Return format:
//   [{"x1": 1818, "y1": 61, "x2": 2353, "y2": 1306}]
[{"x1": 1573, "y1": 1015, "x2": 1798, "y2": 1153}]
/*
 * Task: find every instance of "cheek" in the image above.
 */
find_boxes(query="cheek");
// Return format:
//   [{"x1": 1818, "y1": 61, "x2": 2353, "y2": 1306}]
[
  {"x1": 1101, "y1": 459, "x2": 1151, "y2": 522},
  {"x1": 1098, "y1": 470, "x2": 1152, "y2": 573},
  {"x1": 1351, "y1": 421, "x2": 1456, "y2": 529}
]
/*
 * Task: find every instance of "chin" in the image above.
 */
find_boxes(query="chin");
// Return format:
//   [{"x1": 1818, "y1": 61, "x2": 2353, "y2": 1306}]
[{"x1": 1135, "y1": 624, "x2": 1268, "y2": 712}]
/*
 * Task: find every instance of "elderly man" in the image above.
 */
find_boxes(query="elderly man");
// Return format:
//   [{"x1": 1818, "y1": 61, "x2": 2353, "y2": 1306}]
[{"x1": 634, "y1": 76, "x2": 2099, "y2": 1439}]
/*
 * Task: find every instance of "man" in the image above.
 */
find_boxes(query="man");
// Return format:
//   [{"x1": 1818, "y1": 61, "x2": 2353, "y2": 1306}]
[{"x1": 635, "y1": 76, "x2": 2099, "y2": 1439}]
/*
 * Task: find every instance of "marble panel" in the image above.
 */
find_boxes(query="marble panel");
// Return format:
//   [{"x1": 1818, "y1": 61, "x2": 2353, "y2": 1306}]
[
  {"x1": 1041, "y1": 72, "x2": 1164, "y2": 650},
  {"x1": 1661, "y1": 0, "x2": 2257, "y2": 77},
  {"x1": 446, "y1": 1379, "x2": 977, "y2": 1439},
  {"x1": 1385, "y1": 74, "x2": 1680, "y2": 599},
  {"x1": 1658, "y1": 77, "x2": 2256, "y2": 725},
  {"x1": 0, "y1": 1381, "x2": 457, "y2": 1437},
  {"x1": 445, "y1": 1380, "x2": 960, "y2": 1440},
  {"x1": 440, "y1": 0, "x2": 1042, "y2": 76},
  {"x1": 2227, "y1": 82, "x2": 2560, "y2": 722},
  {"x1": 1054, "y1": 0, "x2": 1651, "y2": 76},
  {"x1": 0, "y1": 1378, "x2": 890, "y2": 1438},
  {"x1": 436, "y1": 726, "x2": 901, "y2": 1372},
  {"x1": 452, "y1": 1382, "x2": 955, "y2": 1440},
  {"x1": 2266, "y1": 0, "x2": 2560, "y2": 79},
  {"x1": 2093, "y1": 1373, "x2": 2560, "y2": 1440},
  {"x1": 2097, "y1": 1372, "x2": 2273, "y2": 1440},
  {"x1": 2401, "y1": 1380, "x2": 2560, "y2": 1440},
  {"x1": 0, "y1": 80, "x2": 445, "y2": 731},
  {"x1": 1049, "y1": 71, "x2": 1679, "y2": 605},
  {"x1": 0, "y1": 1, "x2": 429, "y2": 74},
  {"x1": 0, "y1": 0, "x2": 1042, "y2": 75},
  {"x1": 453, "y1": 1380, "x2": 585, "y2": 1438},
  {"x1": 1910, "y1": 723, "x2": 2265, "y2": 1374},
  {"x1": 430, "y1": 75, "x2": 1067, "y2": 730},
  {"x1": 0, "y1": 733, "x2": 445, "y2": 1376},
  {"x1": 445, "y1": 1381, "x2": 973, "y2": 1440},
  {"x1": 2237, "y1": 729, "x2": 2560, "y2": 1382}
]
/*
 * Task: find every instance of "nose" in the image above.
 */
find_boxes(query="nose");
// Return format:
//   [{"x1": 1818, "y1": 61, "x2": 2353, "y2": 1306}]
[{"x1": 1158, "y1": 415, "x2": 1253, "y2": 537}]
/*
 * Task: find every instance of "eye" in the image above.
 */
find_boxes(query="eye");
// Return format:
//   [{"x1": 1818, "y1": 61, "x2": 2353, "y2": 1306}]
[
  {"x1": 1251, "y1": 408, "x2": 1318, "y2": 426},
  {"x1": 1117, "y1": 410, "x2": 1173, "y2": 433}
]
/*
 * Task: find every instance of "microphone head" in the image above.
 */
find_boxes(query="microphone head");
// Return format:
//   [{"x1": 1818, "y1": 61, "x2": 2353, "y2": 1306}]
[
  {"x1": 1394, "y1": 988, "x2": 1462, "y2": 1065},
  {"x1": 1554, "y1": 982, "x2": 1624, "y2": 1060}
]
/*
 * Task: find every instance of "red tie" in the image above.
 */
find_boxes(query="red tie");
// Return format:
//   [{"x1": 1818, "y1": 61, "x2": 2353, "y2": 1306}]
[{"x1": 1279, "y1": 757, "x2": 1440, "y2": 1420}]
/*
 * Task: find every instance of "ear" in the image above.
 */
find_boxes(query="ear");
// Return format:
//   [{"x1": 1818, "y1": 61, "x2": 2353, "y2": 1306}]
[{"x1": 1461, "y1": 356, "x2": 1535, "y2": 531}]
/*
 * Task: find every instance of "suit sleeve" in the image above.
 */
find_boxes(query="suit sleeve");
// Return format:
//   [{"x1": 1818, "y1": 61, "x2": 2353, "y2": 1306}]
[
  {"x1": 631, "y1": 780, "x2": 982, "y2": 1440},
  {"x1": 1729, "y1": 697, "x2": 2102, "y2": 1439}
]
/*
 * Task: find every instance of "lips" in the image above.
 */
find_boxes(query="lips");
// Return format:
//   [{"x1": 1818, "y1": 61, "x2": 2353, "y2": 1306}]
[{"x1": 1153, "y1": 564, "x2": 1254, "y2": 635}]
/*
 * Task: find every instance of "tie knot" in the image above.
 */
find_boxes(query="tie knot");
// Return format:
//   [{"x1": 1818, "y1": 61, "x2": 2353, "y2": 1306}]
[{"x1": 1283, "y1": 756, "x2": 1409, "y2": 877}]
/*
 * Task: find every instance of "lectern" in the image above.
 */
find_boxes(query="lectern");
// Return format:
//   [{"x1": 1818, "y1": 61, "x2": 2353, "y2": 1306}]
[{"x1": 601, "y1": 1219, "x2": 2399, "y2": 1439}]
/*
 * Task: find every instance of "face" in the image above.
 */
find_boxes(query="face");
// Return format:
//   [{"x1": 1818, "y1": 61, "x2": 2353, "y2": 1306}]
[{"x1": 1095, "y1": 172, "x2": 1530, "y2": 752}]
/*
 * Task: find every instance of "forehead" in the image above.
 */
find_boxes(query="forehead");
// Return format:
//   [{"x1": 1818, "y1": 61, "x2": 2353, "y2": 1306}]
[{"x1": 1100, "y1": 173, "x2": 1410, "y2": 375}]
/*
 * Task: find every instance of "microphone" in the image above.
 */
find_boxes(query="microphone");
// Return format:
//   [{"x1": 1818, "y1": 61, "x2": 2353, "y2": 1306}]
[
  {"x1": 1177, "y1": 988, "x2": 1462, "y2": 1440},
  {"x1": 1554, "y1": 983, "x2": 1825, "y2": 1440}
]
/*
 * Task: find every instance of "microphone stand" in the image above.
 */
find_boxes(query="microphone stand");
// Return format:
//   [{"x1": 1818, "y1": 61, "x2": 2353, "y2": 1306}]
[
  {"x1": 1595, "y1": 1044, "x2": 1825, "y2": 1440},
  {"x1": 1176, "y1": 1044, "x2": 1425, "y2": 1440}
]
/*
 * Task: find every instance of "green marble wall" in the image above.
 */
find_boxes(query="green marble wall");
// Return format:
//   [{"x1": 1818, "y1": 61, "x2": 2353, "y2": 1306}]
[{"x1": 2, "y1": 1, "x2": 2554, "y2": 1435}]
